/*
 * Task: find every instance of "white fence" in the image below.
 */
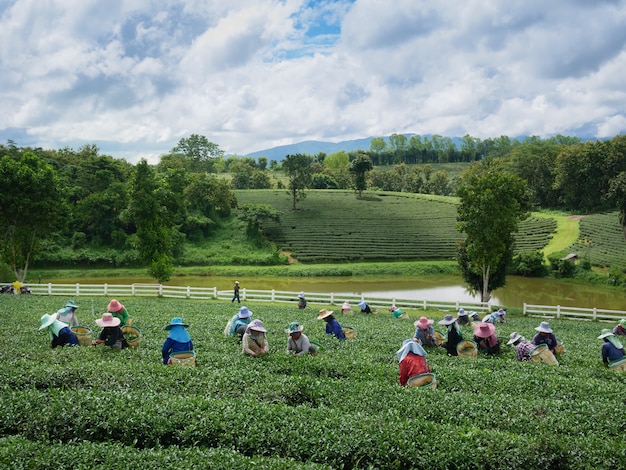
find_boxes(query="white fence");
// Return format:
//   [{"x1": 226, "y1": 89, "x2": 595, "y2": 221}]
[
  {"x1": 523, "y1": 303, "x2": 626, "y2": 322},
  {"x1": 15, "y1": 282, "x2": 492, "y2": 313}
]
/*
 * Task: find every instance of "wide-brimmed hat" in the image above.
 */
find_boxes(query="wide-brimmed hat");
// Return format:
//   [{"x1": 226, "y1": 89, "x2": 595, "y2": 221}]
[
  {"x1": 165, "y1": 317, "x2": 189, "y2": 330},
  {"x1": 298, "y1": 292, "x2": 305, "y2": 299},
  {"x1": 535, "y1": 321, "x2": 553, "y2": 333},
  {"x1": 457, "y1": 308, "x2": 467, "y2": 316},
  {"x1": 358, "y1": 300, "x2": 367, "y2": 309},
  {"x1": 341, "y1": 301, "x2": 351, "y2": 310},
  {"x1": 497, "y1": 308, "x2": 506, "y2": 316},
  {"x1": 317, "y1": 309, "x2": 334, "y2": 320},
  {"x1": 96, "y1": 312, "x2": 121, "y2": 327},
  {"x1": 469, "y1": 311, "x2": 479, "y2": 318},
  {"x1": 507, "y1": 332, "x2": 523, "y2": 345},
  {"x1": 39, "y1": 313, "x2": 56, "y2": 330},
  {"x1": 65, "y1": 300, "x2": 79, "y2": 309},
  {"x1": 438, "y1": 314, "x2": 456, "y2": 325},
  {"x1": 474, "y1": 322, "x2": 496, "y2": 338},
  {"x1": 597, "y1": 328, "x2": 614, "y2": 340},
  {"x1": 285, "y1": 321, "x2": 304, "y2": 335},
  {"x1": 107, "y1": 299, "x2": 124, "y2": 313},
  {"x1": 237, "y1": 306, "x2": 252, "y2": 319},
  {"x1": 248, "y1": 319, "x2": 266, "y2": 333},
  {"x1": 235, "y1": 280, "x2": 240, "y2": 285},
  {"x1": 414, "y1": 316, "x2": 434, "y2": 329},
  {"x1": 619, "y1": 319, "x2": 626, "y2": 328}
]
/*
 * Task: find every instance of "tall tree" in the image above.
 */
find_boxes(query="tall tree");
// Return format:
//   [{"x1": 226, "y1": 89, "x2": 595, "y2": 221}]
[
  {"x1": 282, "y1": 154, "x2": 312, "y2": 210},
  {"x1": 349, "y1": 152, "x2": 373, "y2": 198},
  {"x1": 0, "y1": 152, "x2": 66, "y2": 281},
  {"x1": 172, "y1": 134, "x2": 224, "y2": 173},
  {"x1": 456, "y1": 162, "x2": 530, "y2": 302}
]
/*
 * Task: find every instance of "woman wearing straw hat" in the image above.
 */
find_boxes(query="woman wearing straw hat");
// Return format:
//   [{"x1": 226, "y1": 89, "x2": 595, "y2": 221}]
[
  {"x1": 107, "y1": 299, "x2": 130, "y2": 327},
  {"x1": 225, "y1": 306, "x2": 253, "y2": 341},
  {"x1": 413, "y1": 316, "x2": 437, "y2": 347},
  {"x1": 507, "y1": 332, "x2": 534, "y2": 361},
  {"x1": 612, "y1": 318, "x2": 626, "y2": 336},
  {"x1": 473, "y1": 322, "x2": 500, "y2": 355},
  {"x1": 317, "y1": 309, "x2": 346, "y2": 340},
  {"x1": 55, "y1": 300, "x2": 79, "y2": 326},
  {"x1": 532, "y1": 321, "x2": 558, "y2": 354},
  {"x1": 242, "y1": 319, "x2": 269, "y2": 357},
  {"x1": 285, "y1": 322, "x2": 316, "y2": 356},
  {"x1": 456, "y1": 308, "x2": 471, "y2": 326},
  {"x1": 297, "y1": 292, "x2": 307, "y2": 309},
  {"x1": 358, "y1": 300, "x2": 373, "y2": 314},
  {"x1": 340, "y1": 301, "x2": 353, "y2": 315},
  {"x1": 162, "y1": 318, "x2": 194, "y2": 365},
  {"x1": 92, "y1": 313, "x2": 128, "y2": 349},
  {"x1": 397, "y1": 339, "x2": 431, "y2": 386},
  {"x1": 39, "y1": 313, "x2": 79, "y2": 348},
  {"x1": 439, "y1": 314, "x2": 463, "y2": 356},
  {"x1": 598, "y1": 329, "x2": 625, "y2": 366}
]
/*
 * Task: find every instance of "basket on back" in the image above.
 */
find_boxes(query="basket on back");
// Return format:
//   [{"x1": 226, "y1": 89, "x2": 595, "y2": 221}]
[
  {"x1": 121, "y1": 325, "x2": 142, "y2": 350},
  {"x1": 71, "y1": 325, "x2": 92, "y2": 347},
  {"x1": 407, "y1": 373, "x2": 438, "y2": 389},
  {"x1": 608, "y1": 357, "x2": 626, "y2": 372},
  {"x1": 170, "y1": 350, "x2": 196, "y2": 367},
  {"x1": 457, "y1": 340, "x2": 477, "y2": 358},
  {"x1": 530, "y1": 344, "x2": 559, "y2": 366},
  {"x1": 342, "y1": 327, "x2": 357, "y2": 340}
]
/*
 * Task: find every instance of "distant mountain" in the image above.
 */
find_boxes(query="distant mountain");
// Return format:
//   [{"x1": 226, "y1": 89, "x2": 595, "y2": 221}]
[{"x1": 243, "y1": 136, "x2": 386, "y2": 161}]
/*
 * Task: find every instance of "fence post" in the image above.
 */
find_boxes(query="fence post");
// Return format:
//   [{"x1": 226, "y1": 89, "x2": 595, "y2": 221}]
[
  {"x1": 422, "y1": 299, "x2": 427, "y2": 310},
  {"x1": 242, "y1": 288, "x2": 246, "y2": 301},
  {"x1": 186, "y1": 286, "x2": 191, "y2": 298},
  {"x1": 48, "y1": 283, "x2": 52, "y2": 295},
  {"x1": 104, "y1": 284, "x2": 108, "y2": 296},
  {"x1": 76, "y1": 283, "x2": 80, "y2": 296},
  {"x1": 158, "y1": 284, "x2": 163, "y2": 296},
  {"x1": 271, "y1": 290, "x2": 275, "y2": 302},
  {"x1": 330, "y1": 293, "x2": 334, "y2": 304},
  {"x1": 131, "y1": 284, "x2": 136, "y2": 296},
  {"x1": 523, "y1": 303, "x2": 527, "y2": 316},
  {"x1": 593, "y1": 308, "x2": 597, "y2": 321},
  {"x1": 556, "y1": 305, "x2": 560, "y2": 319}
]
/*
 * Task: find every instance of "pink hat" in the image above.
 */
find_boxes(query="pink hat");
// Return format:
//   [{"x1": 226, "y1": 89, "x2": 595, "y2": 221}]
[
  {"x1": 414, "y1": 316, "x2": 434, "y2": 329},
  {"x1": 96, "y1": 312, "x2": 121, "y2": 327},
  {"x1": 107, "y1": 299, "x2": 124, "y2": 313},
  {"x1": 474, "y1": 322, "x2": 496, "y2": 338},
  {"x1": 341, "y1": 301, "x2": 351, "y2": 310}
]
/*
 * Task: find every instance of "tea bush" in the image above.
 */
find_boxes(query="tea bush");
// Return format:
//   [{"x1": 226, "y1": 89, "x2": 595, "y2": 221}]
[{"x1": 1, "y1": 295, "x2": 625, "y2": 469}]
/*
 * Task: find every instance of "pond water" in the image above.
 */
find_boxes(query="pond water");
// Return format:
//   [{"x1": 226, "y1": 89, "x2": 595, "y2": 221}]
[{"x1": 39, "y1": 273, "x2": 626, "y2": 311}]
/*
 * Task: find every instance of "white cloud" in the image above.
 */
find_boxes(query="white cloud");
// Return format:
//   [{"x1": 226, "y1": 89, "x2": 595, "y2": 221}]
[{"x1": 1, "y1": 0, "x2": 626, "y2": 163}]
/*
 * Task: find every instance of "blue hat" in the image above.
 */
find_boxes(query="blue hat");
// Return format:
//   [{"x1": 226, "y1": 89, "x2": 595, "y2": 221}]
[
  {"x1": 237, "y1": 306, "x2": 252, "y2": 319},
  {"x1": 65, "y1": 300, "x2": 79, "y2": 309},
  {"x1": 165, "y1": 317, "x2": 191, "y2": 343},
  {"x1": 165, "y1": 317, "x2": 189, "y2": 330}
]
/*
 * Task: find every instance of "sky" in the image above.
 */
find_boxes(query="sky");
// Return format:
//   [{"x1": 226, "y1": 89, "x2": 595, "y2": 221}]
[{"x1": 2, "y1": 0, "x2": 626, "y2": 164}]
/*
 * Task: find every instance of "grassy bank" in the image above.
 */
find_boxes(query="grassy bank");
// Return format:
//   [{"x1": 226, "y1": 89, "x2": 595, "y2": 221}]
[{"x1": 2, "y1": 295, "x2": 625, "y2": 469}]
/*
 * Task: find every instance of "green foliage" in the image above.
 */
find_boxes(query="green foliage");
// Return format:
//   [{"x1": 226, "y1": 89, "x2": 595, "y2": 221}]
[
  {"x1": 282, "y1": 154, "x2": 313, "y2": 210},
  {"x1": 348, "y1": 153, "x2": 373, "y2": 198},
  {"x1": 171, "y1": 134, "x2": 224, "y2": 173},
  {"x1": 510, "y1": 251, "x2": 549, "y2": 277},
  {"x1": 2, "y1": 296, "x2": 625, "y2": 469},
  {"x1": 547, "y1": 252, "x2": 576, "y2": 278},
  {"x1": 237, "y1": 204, "x2": 282, "y2": 241}
]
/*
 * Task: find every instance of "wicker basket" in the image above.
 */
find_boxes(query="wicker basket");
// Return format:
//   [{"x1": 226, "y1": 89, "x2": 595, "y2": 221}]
[
  {"x1": 71, "y1": 325, "x2": 92, "y2": 347},
  {"x1": 608, "y1": 357, "x2": 626, "y2": 372},
  {"x1": 170, "y1": 350, "x2": 196, "y2": 367},
  {"x1": 457, "y1": 340, "x2": 477, "y2": 358},
  {"x1": 407, "y1": 373, "x2": 438, "y2": 389},
  {"x1": 530, "y1": 344, "x2": 559, "y2": 366},
  {"x1": 555, "y1": 338, "x2": 565, "y2": 356},
  {"x1": 434, "y1": 331, "x2": 445, "y2": 346},
  {"x1": 342, "y1": 327, "x2": 357, "y2": 340},
  {"x1": 121, "y1": 325, "x2": 142, "y2": 350}
]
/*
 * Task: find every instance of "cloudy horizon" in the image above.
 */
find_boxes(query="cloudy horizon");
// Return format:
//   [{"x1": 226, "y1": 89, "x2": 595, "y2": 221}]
[{"x1": 2, "y1": 0, "x2": 626, "y2": 163}]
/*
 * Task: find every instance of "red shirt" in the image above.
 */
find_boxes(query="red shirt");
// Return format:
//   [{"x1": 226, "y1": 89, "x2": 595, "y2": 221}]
[{"x1": 399, "y1": 353, "x2": 430, "y2": 386}]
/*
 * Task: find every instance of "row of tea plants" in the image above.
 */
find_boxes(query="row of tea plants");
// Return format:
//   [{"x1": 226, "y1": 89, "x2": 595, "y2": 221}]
[{"x1": 1, "y1": 295, "x2": 624, "y2": 469}]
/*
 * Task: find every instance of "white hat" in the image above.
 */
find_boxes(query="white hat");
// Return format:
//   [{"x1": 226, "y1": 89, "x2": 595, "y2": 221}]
[{"x1": 534, "y1": 321, "x2": 553, "y2": 334}]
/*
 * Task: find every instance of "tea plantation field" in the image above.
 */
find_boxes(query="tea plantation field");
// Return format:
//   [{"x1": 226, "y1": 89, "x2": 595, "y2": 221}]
[
  {"x1": 235, "y1": 190, "x2": 558, "y2": 263},
  {"x1": 2, "y1": 295, "x2": 625, "y2": 469}
]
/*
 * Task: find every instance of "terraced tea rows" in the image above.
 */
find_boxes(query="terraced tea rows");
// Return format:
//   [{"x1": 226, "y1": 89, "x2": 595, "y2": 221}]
[
  {"x1": 569, "y1": 212, "x2": 626, "y2": 266},
  {"x1": 235, "y1": 190, "x2": 557, "y2": 262}
]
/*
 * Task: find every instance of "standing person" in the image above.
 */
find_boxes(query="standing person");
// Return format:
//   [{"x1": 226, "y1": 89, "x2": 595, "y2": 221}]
[
  {"x1": 507, "y1": 332, "x2": 534, "y2": 361},
  {"x1": 597, "y1": 329, "x2": 625, "y2": 366},
  {"x1": 107, "y1": 299, "x2": 130, "y2": 327},
  {"x1": 317, "y1": 309, "x2": 346, "y2": 340},
  {"x1": 55, "y1": 300, "x2": 79, "y2": 327},
  {"x1": 92, "y1": 313, "x2": 128, "y2": 350},
  {"x1": 225, "y1": 306, "x2": 253, "y2": 341},
  {"x1": 162, "y1": 317, "x2": 194, "y2": 365},
  {"x1": 298, "y1": 292, "x2": 307, "y2": 309},
  {"x1": 439, "y1": 314, "x2": 463, "y2": 356},
  {"x1": 231, "y1": 280, "x2": 240, "y2": 303},
  {"x1": 612, "y1": 319, "x2": 626, "y2": 336},
  {"x1": 285, "y1": 322, "x2": 316, "y2": 356},
  {"x1": 532, "y1": 321, "x2": 558, "y2": 354},
  {"x1": 483, "y1": 308, "x2": 507, "y2": 324},
  {"x1": 39, "y1": 313, "x2": 79, "y2": 348},
  {"x1": 456, "y1": 308, "x2": 471, "y2": 326},
  {"x1": 242, "y1": 319, "x2": 268, "y2": 357},
  {"x1": 473, "y1": 322, "x2": 500, "y2": 355},
  {"x1": 413, "y1": 316, "x2": 437, "y2": 347},
  {"x1": 397, "y1": 339, "x2": 431, "y2": 387}
]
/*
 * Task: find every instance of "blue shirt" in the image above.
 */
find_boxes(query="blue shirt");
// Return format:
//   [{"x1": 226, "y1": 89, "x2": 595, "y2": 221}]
[
  {"x1": 162, "y1": 338, "x2": 194, "y2": 364},
  {"x1": 325, "y1": 318, "x2": 346, "y2": 339},
  {"x1": 601, "y1": 341, "x2": 625, "y2": 364}
]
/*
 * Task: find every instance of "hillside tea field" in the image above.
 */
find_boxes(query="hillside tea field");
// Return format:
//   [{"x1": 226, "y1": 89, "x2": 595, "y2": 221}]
[
  {"x1": 1, "y1": 295, "x2": 625, "y2": 469},
  {"x1": 235, "y1": 190, "x2": 557, "y2": 263}
]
